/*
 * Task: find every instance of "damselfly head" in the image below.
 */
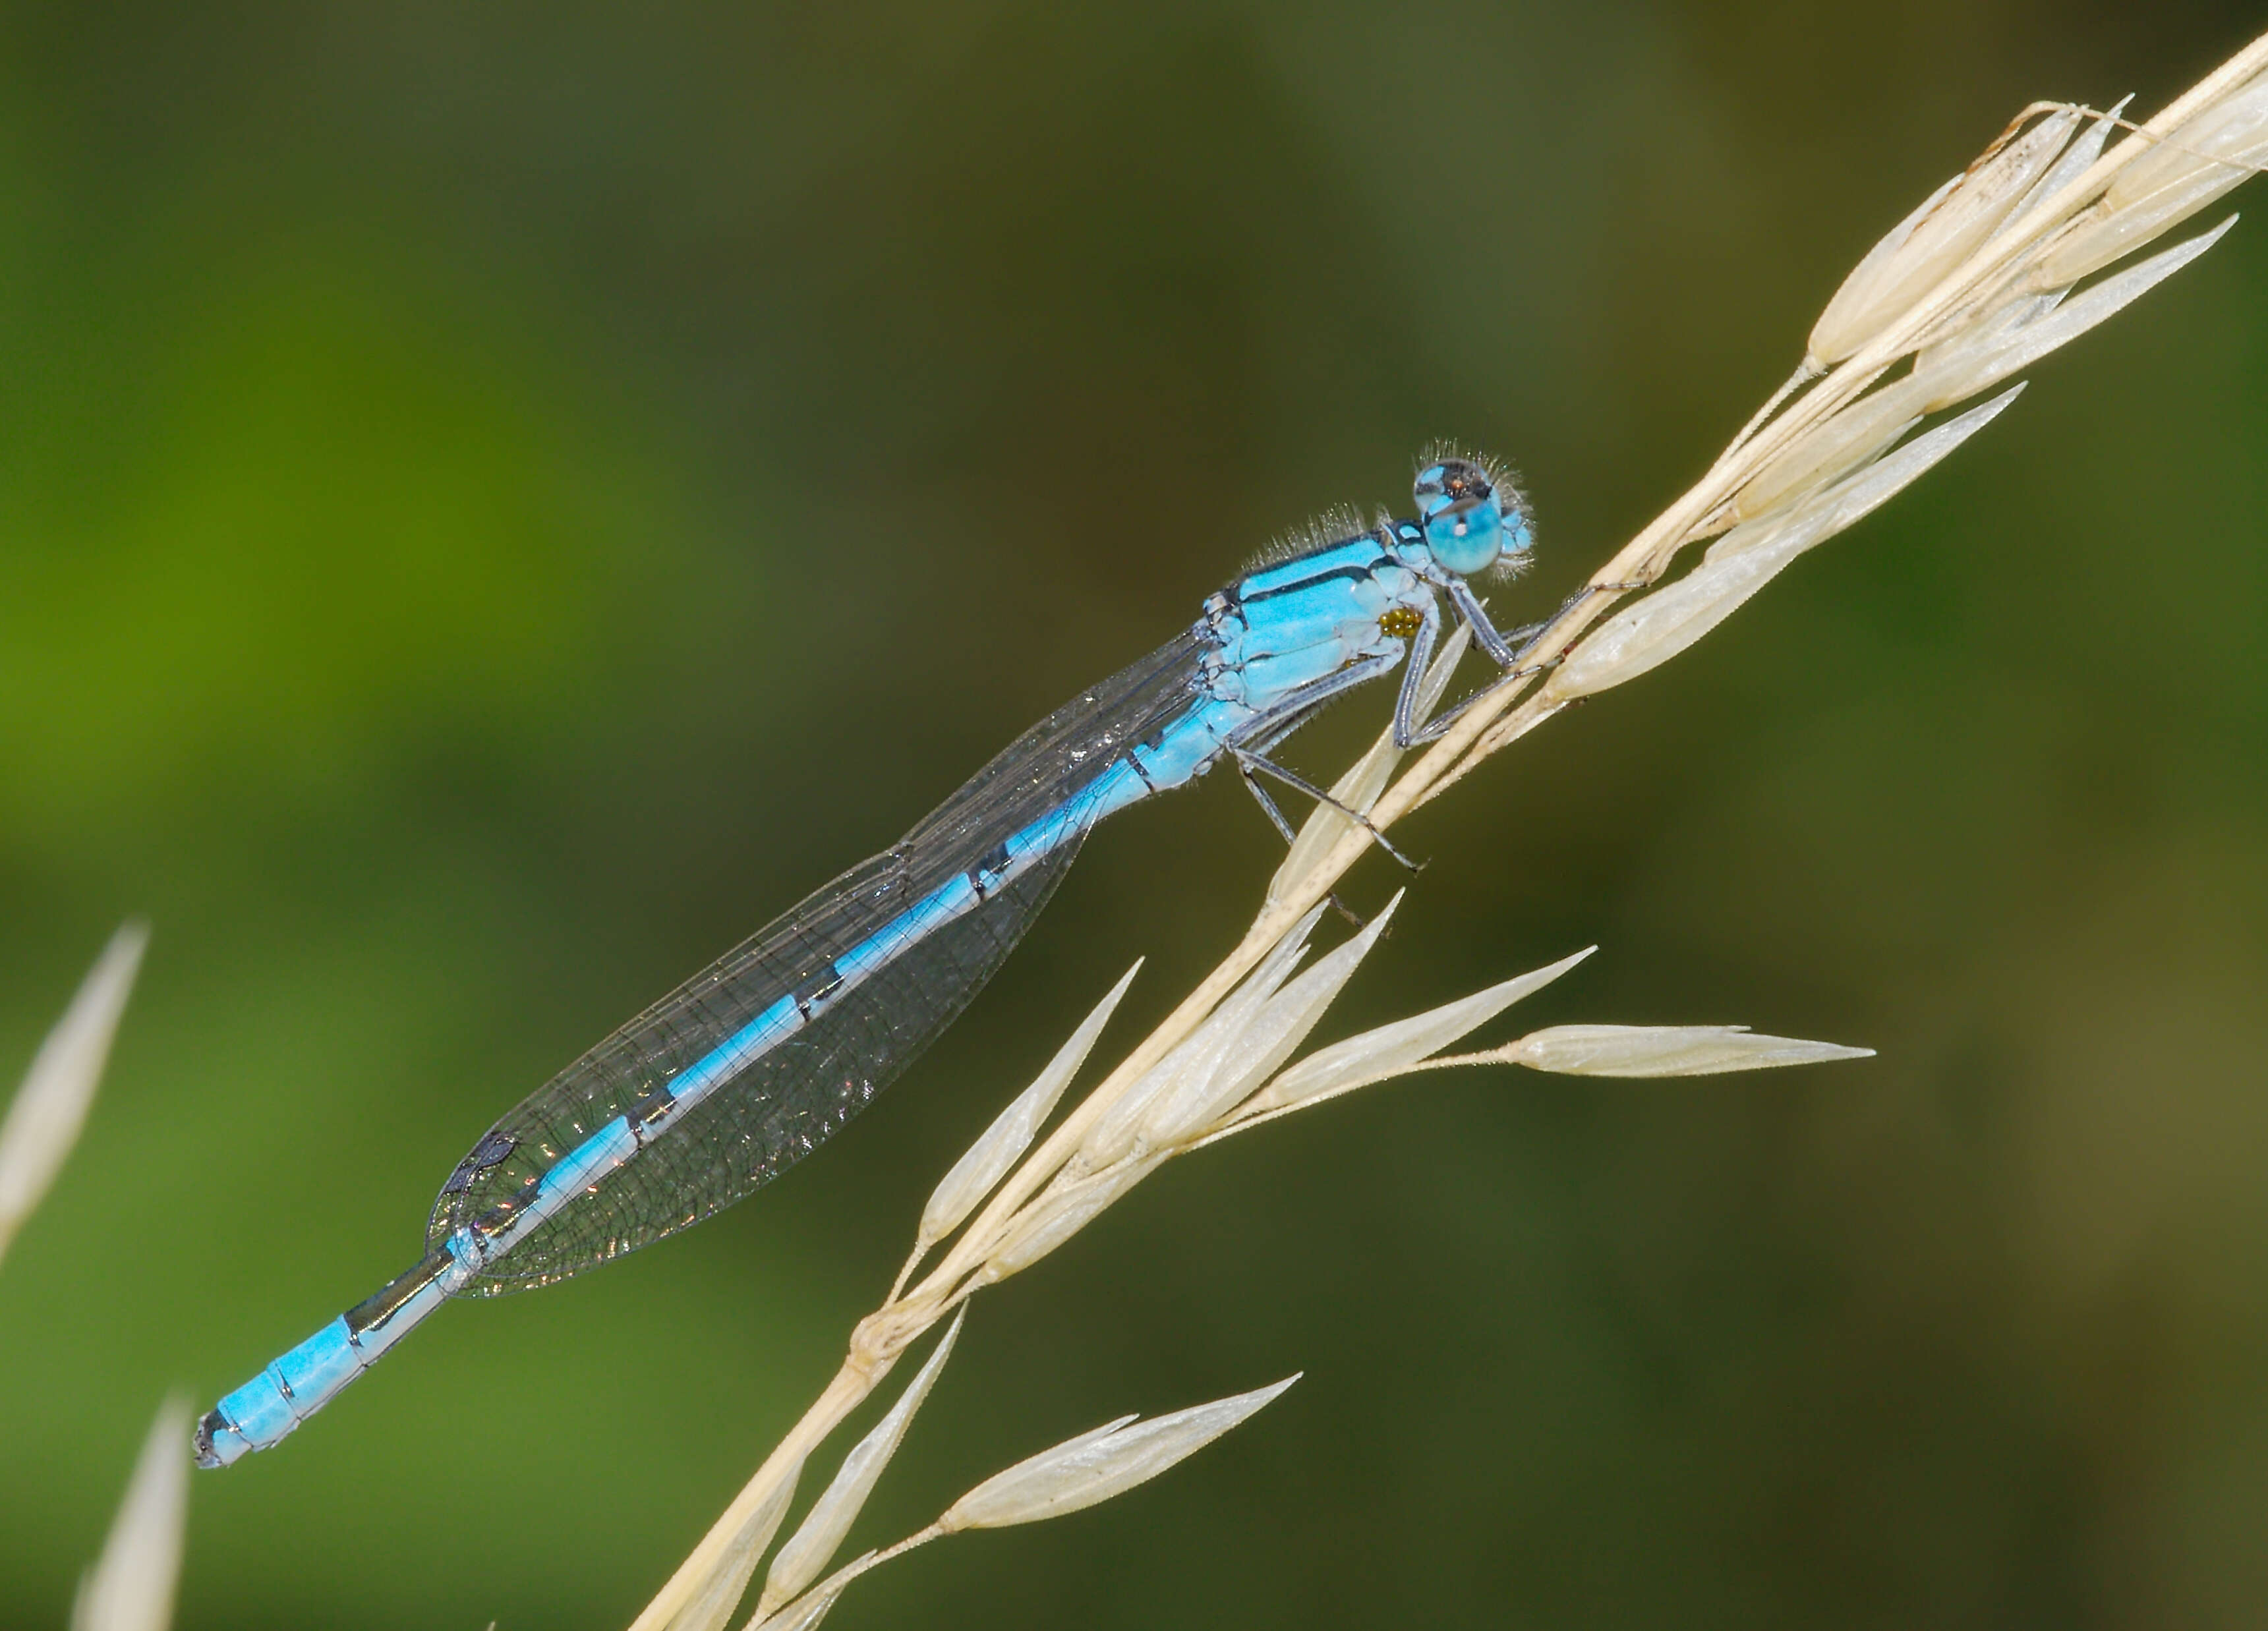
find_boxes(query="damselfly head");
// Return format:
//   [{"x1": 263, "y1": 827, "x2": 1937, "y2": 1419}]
[{"x1": 1412, "y1": 451, "x2": 1534, "y2": 579}]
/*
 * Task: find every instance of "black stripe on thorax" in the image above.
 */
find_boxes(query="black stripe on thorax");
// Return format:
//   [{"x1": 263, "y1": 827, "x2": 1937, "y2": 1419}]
[{"x1": 1239, "y1": 561, "x2": 1378, "y2": 604}]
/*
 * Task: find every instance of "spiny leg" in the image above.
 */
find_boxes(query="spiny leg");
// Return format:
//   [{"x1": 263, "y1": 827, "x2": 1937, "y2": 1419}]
[
  {"x1": 1389, "y1": 589, "x2": 1444, "y2": 747},
  {"x1": 1399, "y1": 598, "x2": 1554, "y2": 746},
  {"x1": 1234, "y1": 762, "x2": 1368, "y2": 928},
  {"x1": 1220, "y1": 648, "x2": 1413, "y2": 865},
  {"x1": 1401, "y1": 623, "x2": 1552, "y2": 746},
  {"x1": 1234, "y1": 749, "x2": 1422, "y2": 874},
  {"x1": 1216, "y1": 648, "x2": 1417, "y2": 913}
]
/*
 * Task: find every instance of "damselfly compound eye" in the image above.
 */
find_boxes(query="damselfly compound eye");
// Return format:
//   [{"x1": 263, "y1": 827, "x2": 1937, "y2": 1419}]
[{"x1": 1414, "y1": 457, "x2": 1505, "y2": 575}]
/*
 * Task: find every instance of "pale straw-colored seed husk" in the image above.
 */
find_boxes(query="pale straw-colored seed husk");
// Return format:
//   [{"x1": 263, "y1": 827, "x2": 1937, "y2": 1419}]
[
  {"x1": 71, "y1": 1398, "x2": 189, "y2": 1631},
  {"x1": 0, "y1": 923, "x2": 147, "y2": 1269}
]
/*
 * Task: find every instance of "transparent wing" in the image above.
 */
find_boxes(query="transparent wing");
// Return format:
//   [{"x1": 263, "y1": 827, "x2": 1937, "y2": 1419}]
[{"x1": 428, "y1": 630, "x2": 1209, "y2": 1292}]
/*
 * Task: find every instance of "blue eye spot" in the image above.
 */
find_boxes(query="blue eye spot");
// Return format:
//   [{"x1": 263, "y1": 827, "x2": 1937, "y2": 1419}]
[{"x1": 1412, "y1": 457, "x2": 1504, "y2": 576}]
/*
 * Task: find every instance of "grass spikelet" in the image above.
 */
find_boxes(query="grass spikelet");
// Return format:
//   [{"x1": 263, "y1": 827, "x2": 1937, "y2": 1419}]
[
  {"x1": 1227, "y1": 946, "x2": 1599, "y2": 1126},
  {"x1": 936, "y1": 1374, "x2": 1300, "y2": 1531},
  {"x1": 756, "y1": 1309, "x2": 965, "y2": 1619},
  {"x1": 745, "y1": 1381, "x2": 1298, "y2": 1628},
  {"x1": 664, "y1": 1456, "x2": 802, "y2": 1631},
  {"x1": 1809, "y1": 105, "x2": 2081, "y2": 364},
  {"x1": 1495, "y1": 1025, "x2": 1877, "y2": 1077},
  {"x1": 1136, "y1": 892, "x2": 1399, "y2": 1147},
  {"x1": 1551, "y1": 386, "x2": 2025, "y2": 699},
  {"x1": 905, "y1": 961, "x2": 1142, "y2": 1290},
  {"x1": 1074, "y1": 905, "x2": 1322, "y2": 1170},
  {"x1": 71, "y1": 1398, "x2": 189, "y2": 1631},
  {"x1": 0, "y1": 923, "x2": 148, "y2": 1271}
]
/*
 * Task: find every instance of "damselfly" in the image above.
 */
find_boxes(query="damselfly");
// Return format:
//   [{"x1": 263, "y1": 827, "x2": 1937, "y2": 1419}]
[{"x1": 196, "y1": 452, "x2": 1542, "y2": 1466}]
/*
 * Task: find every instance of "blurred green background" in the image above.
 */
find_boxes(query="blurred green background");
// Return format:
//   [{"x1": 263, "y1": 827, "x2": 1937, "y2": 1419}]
[{"x1": 4, "y1": 3, "x2": 2265, "y2": 1627}]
